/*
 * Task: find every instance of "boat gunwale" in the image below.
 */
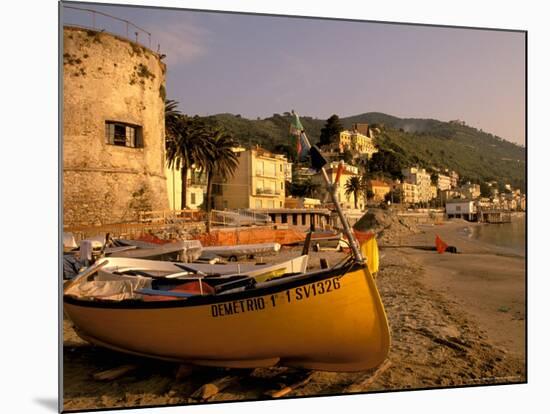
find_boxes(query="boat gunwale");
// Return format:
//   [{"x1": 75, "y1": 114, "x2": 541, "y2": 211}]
[{"x1": 63, "y1": 260, "x2": 363, "y2": 310}]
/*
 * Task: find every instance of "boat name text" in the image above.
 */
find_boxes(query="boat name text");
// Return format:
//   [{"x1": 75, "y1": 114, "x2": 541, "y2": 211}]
[{"x1": 210, "y1": 277, "x2": 341, "y2": 318}]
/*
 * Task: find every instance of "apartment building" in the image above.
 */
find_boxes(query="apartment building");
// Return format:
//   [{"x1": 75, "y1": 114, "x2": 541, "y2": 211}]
[
  {"x1": 165, "y1": 166, "x2": 206, "y2": 210},
  {"x1": 460, "y1": 182, "x2": 481, "y2": 199},
  {"x1": 212, "y1": 147, "x2": 288, "y2": 210},
  {"x1": 367, "y1": 179, "x2": 391, "y2": 202},
  {"x1": 402, "y1": 167, "x2": 432, "y2": 203},
  {"x1": 437, "y1": 174, "x2": 452, "y2": 191},
  {"x1": 448, "y1": 170, "x2": 460, "y2": 188},
  {"x1": 323, "y1": 124, "x2": 378, "y2": 159},
  {"x1": 395, "y1": 180, "x2": 419, "y2": 204},
  {"x1": 312, "y1": 161, "x2": 365, "y2": 210}
]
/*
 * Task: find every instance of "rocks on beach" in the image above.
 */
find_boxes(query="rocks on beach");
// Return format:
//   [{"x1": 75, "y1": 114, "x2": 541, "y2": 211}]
[{"x1": 354, "y1": 208, "x2": 421, "y2": 245}]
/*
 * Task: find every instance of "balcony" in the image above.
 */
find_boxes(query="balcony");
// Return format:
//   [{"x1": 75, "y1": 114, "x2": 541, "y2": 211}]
[
  {"x1": 255, "y1": 188, "x2": 281, "y2": 196},
  {"x1": 187, "y1": 178, "x2": 207, "y2": 187},
  {"x1": 255, "y1": 169, "x2": 278, "y2": 178}
]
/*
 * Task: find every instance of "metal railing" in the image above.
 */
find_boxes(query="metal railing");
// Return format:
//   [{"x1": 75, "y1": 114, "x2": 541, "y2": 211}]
[
  {"x1": 63, "y1": 5, "x2": 158, "y2": 52},
  {"x1": 210, "y1": 209, "x2": 272, "y2": 227},
  {"x1": 138, "y1": 209, "x2": 204, "y2": 224},
  {"x1": 255, "y1": 188, "x2": 280, "y2": 196}
]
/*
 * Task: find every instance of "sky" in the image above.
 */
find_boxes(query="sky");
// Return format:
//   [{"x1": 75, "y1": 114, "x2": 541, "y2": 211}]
[{"x1": 61, "y1": 2, "x2": 526, "y2": 145}]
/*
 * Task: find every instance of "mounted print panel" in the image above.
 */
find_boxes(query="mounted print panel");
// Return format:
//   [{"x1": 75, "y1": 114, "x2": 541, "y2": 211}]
[{"x1": 60, "y1": 1, "x2": 526, "y2": 412}]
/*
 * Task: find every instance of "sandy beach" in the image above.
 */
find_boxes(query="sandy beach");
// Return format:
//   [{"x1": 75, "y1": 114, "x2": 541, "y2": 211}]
[{"x1": 62, "y1": 219, "x2": 526, "y2": 411}]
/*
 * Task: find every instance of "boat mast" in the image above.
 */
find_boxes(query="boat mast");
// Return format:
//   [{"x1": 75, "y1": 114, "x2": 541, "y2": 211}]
[{"x1": 293, "y1": 112, "x2": 364, "y2": 264}]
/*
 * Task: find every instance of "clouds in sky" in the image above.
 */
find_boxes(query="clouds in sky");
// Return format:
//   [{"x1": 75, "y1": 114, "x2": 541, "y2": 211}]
[{"x1": 150, "y1": 19, "x2": 211, "y2": 66}]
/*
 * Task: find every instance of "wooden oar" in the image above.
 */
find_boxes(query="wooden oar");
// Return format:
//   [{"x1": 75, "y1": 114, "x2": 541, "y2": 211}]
[
  {"x1": 63, "y1": 259, "x2": 109, "y2": 292},
  {"x1": 136, "y1": 288, "x2": 199, "y2": 298},
  {"x1": 174, "y1": 263, "x2": 210, "y2": 277},
  {"x1": 301, "y1": 230, "x2": 313, "y2": 256},
  {"x1": 214, "y1": 276, "x2": 255, "y2": 293}
]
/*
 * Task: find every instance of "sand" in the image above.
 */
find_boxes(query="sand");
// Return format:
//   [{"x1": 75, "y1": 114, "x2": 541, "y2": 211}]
[{"x1": 62, "y1": 220, "x2": 526, "y2": 411}]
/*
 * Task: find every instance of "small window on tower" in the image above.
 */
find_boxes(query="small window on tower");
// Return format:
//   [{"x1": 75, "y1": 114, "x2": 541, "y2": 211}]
[{"x1": 105, "y1": 121, "x2": 143, "y2": 148}]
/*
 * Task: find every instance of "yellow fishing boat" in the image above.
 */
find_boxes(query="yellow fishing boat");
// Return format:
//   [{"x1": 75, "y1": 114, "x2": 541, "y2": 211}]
[
  {"x1": 64, "y1": 112, "x2": 390, "y2": 372},
  {"x1": 64, "y1": 258, "x2": 390, "y2": 371}
]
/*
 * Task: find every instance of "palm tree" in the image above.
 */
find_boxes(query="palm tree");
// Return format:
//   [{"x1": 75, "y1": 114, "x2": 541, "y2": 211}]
[
  {"x1": 203, "y1": 127, "x2": 239, "y2": 232},
  {"x1": 165, "y1": 115, "x2": 211, "y2": 209},
  {"x1": 164, "y1": 99, "x2": 180, "y2": 142},
  {"x1": 344, "y1": 176, "x2": 363, "y2": 209}
]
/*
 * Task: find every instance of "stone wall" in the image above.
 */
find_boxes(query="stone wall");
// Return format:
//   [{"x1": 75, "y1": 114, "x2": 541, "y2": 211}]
[{"x1": 63, "y1": 26, "x2": 168, "y2": 226}]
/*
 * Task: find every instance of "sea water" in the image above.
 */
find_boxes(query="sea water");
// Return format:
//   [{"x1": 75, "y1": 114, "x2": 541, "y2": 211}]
[{"x1": 470, "y1": 214, "x2": 526, "y2": 255}]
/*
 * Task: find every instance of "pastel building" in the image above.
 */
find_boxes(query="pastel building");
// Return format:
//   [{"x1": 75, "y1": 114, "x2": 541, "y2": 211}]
[
  {"x1": 213, "y1": 147, "x2": 288, "y2": 210},
  {"x1": 395, "y1": 180, "x2": 419, "y2": 204},
  {"x1": 324, "y1": 123, "x2": 378, "y2": 159},
  {"x1": 437, "y1": 174, "x2": 452, "y2": 191},
  {"x1": 285, "y1": 197, "x2": 322, "y2": 209},
  {"x1": 402, "y1": 167, "x2": 432, "y2": 203},
  {"x1": 312, "y1": 162, "x2": 365, "y2": 210},
  {"x1": 166, "y1": 166, "x2": 206, "y2": 210},
  {"x1": 367, "y1": 179, "x2": 391, "y2": 202},
  {"x1": 460, "y1": 182, "x2": 481, "y2": 199}
]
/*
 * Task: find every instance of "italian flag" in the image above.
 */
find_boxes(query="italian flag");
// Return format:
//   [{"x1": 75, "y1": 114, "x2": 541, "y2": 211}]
[{"x1": 289, "y1": 110, "x2": 307, "y2": 160}]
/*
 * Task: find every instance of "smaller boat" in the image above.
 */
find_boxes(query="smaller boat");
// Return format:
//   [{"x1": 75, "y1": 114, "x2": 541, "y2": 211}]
[
  {"x1": 64, "y1": 255, "x2": 309, "y2": 301},
  {"x1": 109, "y1": 239, "x2": 202, "y2": 262},
  {"x1": 63, "y1": 238, "x2": 203, "y2": 279},
  {"x1": 97, "y1": 255, "x2": 307, "y2": 280}
]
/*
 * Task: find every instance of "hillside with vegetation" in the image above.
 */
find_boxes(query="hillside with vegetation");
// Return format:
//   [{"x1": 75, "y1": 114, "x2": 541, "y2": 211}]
[{"x1": 203, "y1": 112, "x2": 526, "y2": 192}]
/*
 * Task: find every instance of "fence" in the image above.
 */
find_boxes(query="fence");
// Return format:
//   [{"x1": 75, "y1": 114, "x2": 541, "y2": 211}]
[
  {"x1": 209, "y1": 209, "x2": 273, "y2": 227},
  {"x1": 63, "y1": 221, "x2": 204, "y2": 243},
  {"x1": 138, "y1": 209, "x2": 204, "y2": 224},
  {"x1": 65, "y1": 209, "x2": 205, "y2": 242},
  {"x1": 62, "y1": 5, "x2": 158, "y2": 52},
  {"x1": 196, "y1": 227, "x2": 307, "y2": 247}
]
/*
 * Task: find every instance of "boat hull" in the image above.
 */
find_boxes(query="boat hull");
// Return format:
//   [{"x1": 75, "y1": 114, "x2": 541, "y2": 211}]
[{"x1": 64, "y1": 264, "x2": 390, "y2": 371}]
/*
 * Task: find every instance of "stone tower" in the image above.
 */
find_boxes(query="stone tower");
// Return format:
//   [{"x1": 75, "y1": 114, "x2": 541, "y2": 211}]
[{"x1": 63, "y1": 26, "x2": 169, "y2": 227}]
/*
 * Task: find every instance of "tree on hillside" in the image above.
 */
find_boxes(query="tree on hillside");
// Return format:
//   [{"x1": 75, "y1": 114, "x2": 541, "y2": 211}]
[
  {"x1": 360, "y1": 174, "x2": 372, "y2": 200},
  {"x1": 203, "y1": 127, "x2": 239, "y2": 232},
  {"x1": 356, "y1": 156, "x2": 370, "y2": 176},
  {"x1": 369, "y1": 149, "x2": 404, "y2": 179},
  {"x1": 480, "y1": 181, "x2": 492, "y2": 198},
  {"x1": 288, "y1": 179, "x2": 320, "y2": 198},
  {"x1": 342, "y1": 148, "x2": 354, "y2": 164},
  {"x1": 319, "y1": 114, "x2": 343, "y2": 147},
  {"x1": 344, "y1": 176, "x2": 363, "y2": 209},
  {"x1": 165, "y1": 115, "x2": 211, "y2": 209},
  {"x1": 385, "y1": 188, "x2": 400, "y2": 204},
  {"x1": 273, "y1": 143, "x2": 294, "y2": 161},
  {"x1": 430, "y1": 172, "x2": 438, "y2": 186}
]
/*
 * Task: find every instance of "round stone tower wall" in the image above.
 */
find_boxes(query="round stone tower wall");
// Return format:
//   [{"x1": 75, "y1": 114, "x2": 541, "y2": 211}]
[{"x1": 63, "y1": 26, "x2": 168, "y2": 227}]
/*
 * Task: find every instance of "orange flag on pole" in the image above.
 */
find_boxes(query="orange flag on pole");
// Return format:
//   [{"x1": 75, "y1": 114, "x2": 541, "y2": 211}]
[
  {"x1": 435, "y1": 235, "x2": 448, "y2": 254},
  {"x1": 334, "y1": 161, "x2": 345, "y2": 185},
  {"x1": 354, "y1": 229, "x2": 375, "y2": 244}
]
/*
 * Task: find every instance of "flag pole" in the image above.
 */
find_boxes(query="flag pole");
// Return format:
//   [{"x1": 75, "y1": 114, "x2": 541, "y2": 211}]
[{"x1": 294, "y1": 113, "x2": 364, "y2": 264}]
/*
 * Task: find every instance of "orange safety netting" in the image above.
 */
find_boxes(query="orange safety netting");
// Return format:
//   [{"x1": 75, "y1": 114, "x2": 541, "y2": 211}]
[
  {"x1": 136, "y1": 233, "x2": 173, "y2": 245},
  {"x1": 195, "y1": 228, "x2": 311, "y2": 247}
]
